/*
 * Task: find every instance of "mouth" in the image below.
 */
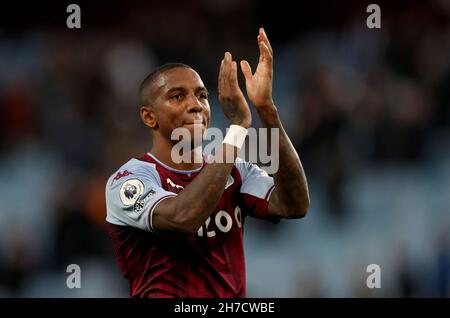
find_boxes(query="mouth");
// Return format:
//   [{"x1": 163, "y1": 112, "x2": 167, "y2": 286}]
[{"x1": 183, "y1": 120, "x2": 206, "y2": 126}]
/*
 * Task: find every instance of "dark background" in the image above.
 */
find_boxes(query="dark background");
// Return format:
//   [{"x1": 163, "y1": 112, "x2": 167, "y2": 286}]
[{"x1": 0, "y1": 0, "x2": 449, "y2": 297}]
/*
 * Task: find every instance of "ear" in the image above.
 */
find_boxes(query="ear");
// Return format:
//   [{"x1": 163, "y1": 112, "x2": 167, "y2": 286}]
[{"x1": 140, "y1": 106, "x2": 158, "y2": 129}]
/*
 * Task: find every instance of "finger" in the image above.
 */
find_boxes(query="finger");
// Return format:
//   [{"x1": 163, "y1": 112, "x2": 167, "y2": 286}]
[
  {"x1": 225, "y1": 51, "x2": 233, "y2": 67},
  {"x1": 218, "y1": 58, "x2": 225, "y2": 95},
  {"x1": 223, "y1": 52, "x2": 232, "y2": 92},
  {"x1": 240, "y1": 60, "x2": 253, "y2": 83},
  {"x1": 224, "y1": 52, "x2": 232, "y2": 76},
  {"x1": 258, "y1": 40, "x2": 273, "y2": 66},
  {"x1": 259, "y1": 28, "x2": 273, "y2": 56},
  {"x1": 230, "y1": 61, "x2": 238, "y2": 88}
]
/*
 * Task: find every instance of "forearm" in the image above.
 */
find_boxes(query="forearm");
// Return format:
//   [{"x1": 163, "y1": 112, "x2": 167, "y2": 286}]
[
  {"x1": 153, "y1": 144, "x2": 237, "y2": 234},
  {"x1": 257, "y1": 105, "x2": 310, "y2": 218}
]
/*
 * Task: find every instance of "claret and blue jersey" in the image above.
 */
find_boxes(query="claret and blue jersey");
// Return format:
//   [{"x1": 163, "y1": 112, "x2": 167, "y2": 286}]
[{"x1": 105, "y1": 152, "x2": 276, "y2": 297}]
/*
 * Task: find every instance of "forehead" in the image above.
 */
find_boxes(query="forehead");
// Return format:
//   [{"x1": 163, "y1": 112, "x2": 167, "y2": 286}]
[{"x1": 154, "y1": 67, "x2": 205, "y2": 93}]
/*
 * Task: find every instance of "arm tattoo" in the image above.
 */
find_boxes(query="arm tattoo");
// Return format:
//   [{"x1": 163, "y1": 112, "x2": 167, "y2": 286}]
[{"x1": 257, "y1": 106, "x2": 310, "y2": 218}]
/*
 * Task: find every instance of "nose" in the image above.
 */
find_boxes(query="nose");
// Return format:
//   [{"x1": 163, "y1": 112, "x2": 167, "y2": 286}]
[{"x1": 186, "y1": 94, "x2": 204, "y2": 114}]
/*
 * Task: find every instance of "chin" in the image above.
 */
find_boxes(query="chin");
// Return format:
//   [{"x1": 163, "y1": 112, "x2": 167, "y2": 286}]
[
  {"x1": 185, "y1": 124, "x2": 205, "y2": 137},
  {"x1": 174, "y1": 125, "x2": 205, "y2": 149}
]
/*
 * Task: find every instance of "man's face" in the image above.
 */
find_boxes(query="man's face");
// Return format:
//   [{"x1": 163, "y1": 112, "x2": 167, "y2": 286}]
[{"x1": 146, "y1": 67, "x2": 211, "y2": 144}]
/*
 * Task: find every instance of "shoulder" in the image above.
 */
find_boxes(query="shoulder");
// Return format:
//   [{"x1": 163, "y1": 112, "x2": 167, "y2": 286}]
[
  {"x1": 105, "y1": 158, "x2": 164, "y2": 207},
  {"x1": 106, "y1": 158, "x2": 161, "y2": 188},
  {"x1": 233, "y1": 157, "x2": 274, "y2": 199},
  {"x1": 234, "y1": 157, "x2": 270, "y2": 181},
  {"x1": 105, "y1": 158, "x2": 172, "y2": 228}
]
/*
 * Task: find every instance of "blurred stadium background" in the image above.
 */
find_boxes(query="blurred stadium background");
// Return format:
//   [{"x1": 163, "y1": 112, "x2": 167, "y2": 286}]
[{"x1": 0, "y1": 0, "x2": 449, "y2": 297}]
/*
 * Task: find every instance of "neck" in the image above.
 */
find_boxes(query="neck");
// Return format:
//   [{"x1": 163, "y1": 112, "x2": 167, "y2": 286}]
[{"x1": 150, "y1": 137, "x2": 203, "y2": 171}]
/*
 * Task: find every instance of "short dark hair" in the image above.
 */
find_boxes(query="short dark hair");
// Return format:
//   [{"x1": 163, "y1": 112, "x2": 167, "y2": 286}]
[{"x1": 139, "y1": 63, "x2": 192, "y2": 106}]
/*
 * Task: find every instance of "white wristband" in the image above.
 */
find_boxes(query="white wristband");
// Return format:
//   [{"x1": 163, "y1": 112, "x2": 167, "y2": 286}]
[{"x1": 222, "y1": 125, "x2": 248, "y2": 149}]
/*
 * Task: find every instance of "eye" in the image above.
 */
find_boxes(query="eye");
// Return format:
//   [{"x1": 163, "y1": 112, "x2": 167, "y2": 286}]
[
  {"x1": 171, "y1": 94, "x2": 183, "y2": 101},
  {"x1": 198, "y1": 92, "x2": 208, "y2": 100}
]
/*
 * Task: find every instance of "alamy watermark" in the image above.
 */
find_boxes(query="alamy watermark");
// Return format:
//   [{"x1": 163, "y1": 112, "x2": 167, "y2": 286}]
[
  {"x1": 366, "y1": 4, "x2": 381, "y2": 29},
  {"x1": 66, "y1": 4, "x2": 81, "y2": 29},
  {"x1": 366, "y1": 264, "x2": 381, "y2": 289},
  {"x1": 170, "y1": 122, "x2": 280, "y2": 174},
  {"x1": 66, "y1": 264, "x2": 81, "y2": 289}
]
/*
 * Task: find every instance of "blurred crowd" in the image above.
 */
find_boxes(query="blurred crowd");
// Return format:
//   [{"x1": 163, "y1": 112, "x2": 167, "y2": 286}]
[{"x1": 0, "y1": 0, "x2": 449, "y2": 297}]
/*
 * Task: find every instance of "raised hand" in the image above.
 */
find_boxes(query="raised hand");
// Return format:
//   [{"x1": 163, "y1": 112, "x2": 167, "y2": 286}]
[
  {"x1": 218, "y1": 52, "x2": 252, "y2": 129},
  {"x1": 240, "y1": 28, "x2": 274, "y2": 109}
]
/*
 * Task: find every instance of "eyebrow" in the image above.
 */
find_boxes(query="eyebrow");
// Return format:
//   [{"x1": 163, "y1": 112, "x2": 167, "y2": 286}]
[{"x1": 166, "y1": 86, "x2": 209, "y2": 95}]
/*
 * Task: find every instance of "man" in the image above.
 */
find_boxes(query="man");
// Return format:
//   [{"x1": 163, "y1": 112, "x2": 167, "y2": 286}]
[{"x1": 105, "y1": 28, "x2": 310, "y2": 297}]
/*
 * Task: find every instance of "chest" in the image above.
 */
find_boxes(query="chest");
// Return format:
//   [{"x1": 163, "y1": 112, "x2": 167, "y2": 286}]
[{"x1": 159, "y1": 170, "x2": 244, "y2": 238}]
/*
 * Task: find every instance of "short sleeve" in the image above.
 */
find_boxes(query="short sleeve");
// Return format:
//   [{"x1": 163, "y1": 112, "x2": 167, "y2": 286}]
[
  {"x1": 105, "y1": 159, "x2": 177, "y2": 233},
  {"x1": 235, "y1": 158, "x2": 276, "y2": 221}
]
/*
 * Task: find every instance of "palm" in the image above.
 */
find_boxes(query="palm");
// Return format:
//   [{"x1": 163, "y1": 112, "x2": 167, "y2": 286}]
[
  {"x1": 218, "y1": 52, "x2": 252, "y2": 128},
  {"x1": 246, "y1": 62, "x2": 272, "y2": 107}
]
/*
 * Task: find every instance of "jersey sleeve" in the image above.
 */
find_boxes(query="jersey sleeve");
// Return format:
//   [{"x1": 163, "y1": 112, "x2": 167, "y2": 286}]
[
  {"x1": 105, "y1": 159, "x2": 177, "y2": 233},
  {"x1": 235, "y1": 158, "x2": 277, "y2": 221}
]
